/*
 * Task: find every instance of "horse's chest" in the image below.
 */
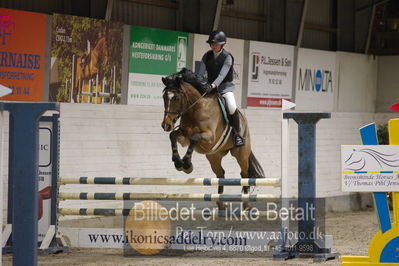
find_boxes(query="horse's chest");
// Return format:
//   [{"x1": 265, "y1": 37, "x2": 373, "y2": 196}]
[
  {"x1": 181, "y1": 118, "x2": 200, "y2": 133},
  {"x1": 178, "y1": 124, "x2": 201, "y2": 146},
  {"x1": 181, "y1": 126, "x2": 197, "y2": 138}
]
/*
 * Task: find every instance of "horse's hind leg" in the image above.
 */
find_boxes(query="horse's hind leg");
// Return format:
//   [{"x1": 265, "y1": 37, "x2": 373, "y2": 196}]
[
  {"x1": 231, "y1": 147, "x2": 252, "y2": 210},
  {"x1": 206, "y1": 151, "x2": 228, "y2": 210}
]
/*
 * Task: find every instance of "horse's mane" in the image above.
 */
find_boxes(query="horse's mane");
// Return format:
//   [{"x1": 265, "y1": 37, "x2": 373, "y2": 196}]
[{"x1": 167, "y1": 68, "x2": 213, "y2": 95}]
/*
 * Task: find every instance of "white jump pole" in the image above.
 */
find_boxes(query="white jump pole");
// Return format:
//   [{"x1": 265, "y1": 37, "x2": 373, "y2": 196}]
[
  {"x1": 280, "y1": 99, "x2": 296, "y2": 249},
  {"x1": 70, "y1": 55, "x2": 75, "y2": 103},
  {"x1": 60, "y1": 177, "x2": 281, "y2": 186},
  {"x1": 65, "y1": 78, "x2": 68, "y2": 99},
  {"x1": 113, "y1": 65, "x2": 116, "y2": 94},
  {"x1": 78, "y1": 78, "x2": 81, "y2": 103},
  {"x1": 281, "y1": 99, "x2": 296, "y2": 199},
  {"x1": 95, "y1": 73, "x2": 99, "y2": 104},
  {"x1": 88, "y1": 79, "x2": 92, "y2": 103},
  {"x1": 101, "y1": 77, "x2": 106, "y2": 104}
]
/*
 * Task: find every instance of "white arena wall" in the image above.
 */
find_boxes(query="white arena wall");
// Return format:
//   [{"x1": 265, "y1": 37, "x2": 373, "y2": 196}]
[
  {"x1": 335, "y1": 52, "x2": 378, "y2": 113},
  {"x1": 376, "y1": 56, "x2": 399, "y2": 113}
]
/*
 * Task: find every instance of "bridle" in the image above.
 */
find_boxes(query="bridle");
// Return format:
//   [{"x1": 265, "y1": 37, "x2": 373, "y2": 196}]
[
  {"x1": 163, "y1": 86, "x2": 208, "y2": 125},
  {"x1": 163, "y1": 110, "x2": 181, "y2": 124}
]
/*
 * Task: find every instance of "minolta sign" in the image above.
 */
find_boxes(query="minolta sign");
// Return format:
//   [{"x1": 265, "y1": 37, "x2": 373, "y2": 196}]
[
  {"x1": 294, "y1": 48, "x2": 336, "y2": 111},
  {"x1": 298, "y1": 68, "x2": 333, "y2": 93}
]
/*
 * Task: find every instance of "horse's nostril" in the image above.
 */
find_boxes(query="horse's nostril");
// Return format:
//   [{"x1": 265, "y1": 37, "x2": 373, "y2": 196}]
[{"x1": 162, "y1": 123, "x2": 171, "y2": 132}]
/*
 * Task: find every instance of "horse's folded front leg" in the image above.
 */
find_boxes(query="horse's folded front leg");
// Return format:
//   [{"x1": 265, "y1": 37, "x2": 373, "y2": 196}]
[
  {"x1": 170, "y1": 130, "x2": 183, "y2": 171},
  {"x1": 182, "y1": 133, "x2": 202, "y2": 174}
]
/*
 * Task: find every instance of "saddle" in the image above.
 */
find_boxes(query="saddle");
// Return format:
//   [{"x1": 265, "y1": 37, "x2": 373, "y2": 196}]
[{"x1": 217, "y1": 96, "x2": 230, "y2": 125}]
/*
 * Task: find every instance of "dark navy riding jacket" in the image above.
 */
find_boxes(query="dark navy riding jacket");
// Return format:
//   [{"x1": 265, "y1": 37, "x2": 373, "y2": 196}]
[{"x1": 197, "y1": 49, "x2": 235, "y2": 94}]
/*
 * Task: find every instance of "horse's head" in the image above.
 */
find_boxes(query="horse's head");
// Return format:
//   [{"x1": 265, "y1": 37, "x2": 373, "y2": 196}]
[
  {"x1": 161, "y1": 75, "x2": 185, "y2": 132},
  {"x1": 344, "y1": 149, "x2": 365, "y2": 171}
]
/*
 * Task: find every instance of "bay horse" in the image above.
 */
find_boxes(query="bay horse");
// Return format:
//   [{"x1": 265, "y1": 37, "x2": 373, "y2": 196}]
[
  {"x1": 161, "y1": 70, "x2": 265, "y2": 209},
  {"x1": 72, "y1": 34, "x2": 109, "y2": 102}
]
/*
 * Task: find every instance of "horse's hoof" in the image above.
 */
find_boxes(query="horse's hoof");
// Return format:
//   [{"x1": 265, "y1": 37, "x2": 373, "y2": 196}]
[
  {"x1": 182, "y1": 156, "x2": 193, "y2": 173},
  {"x1": 183, "y1": 164, "x2": 193, "y2": 174},
  {"x1": 173, "y1": 158, "x2": 183, "y2": 170},
  {"x1": 175, "y1": 163, "x2": 184, "y2": 171}
]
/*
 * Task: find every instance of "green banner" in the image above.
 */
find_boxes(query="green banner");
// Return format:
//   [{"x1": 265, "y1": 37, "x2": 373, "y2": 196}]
[{"x1": 129, "y1": 26, "x2": 188, "y2": 75}]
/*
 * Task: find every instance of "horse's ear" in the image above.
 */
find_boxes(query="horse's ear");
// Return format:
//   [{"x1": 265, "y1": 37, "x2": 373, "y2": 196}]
[{"x1": 162, "y1": 77, "x2": 168, "y2": 86}]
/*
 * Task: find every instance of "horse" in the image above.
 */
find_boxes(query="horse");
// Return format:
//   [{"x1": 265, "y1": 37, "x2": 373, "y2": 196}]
[
  {"x1": 161, "y1": 70, "x2": 265, "y2": 210},
  {"x1": 72, "y1": 34, "x2": 109, "y2": 103}
]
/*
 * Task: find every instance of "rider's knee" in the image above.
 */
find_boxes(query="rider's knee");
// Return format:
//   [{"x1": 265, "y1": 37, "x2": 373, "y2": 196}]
[{"x1": 222, "y1": 92, "x2": 237, "y2": 115}]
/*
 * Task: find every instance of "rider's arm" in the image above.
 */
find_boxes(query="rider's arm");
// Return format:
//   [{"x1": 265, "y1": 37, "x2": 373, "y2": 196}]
[{"x1": 212, "y1": 54, "x2": 233, "y2": 88}]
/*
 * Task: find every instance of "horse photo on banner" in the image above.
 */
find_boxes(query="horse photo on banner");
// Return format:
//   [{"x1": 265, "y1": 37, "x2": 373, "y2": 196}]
[{"x1": 50, "y1": 14, "x2": 123, "y2": 104}]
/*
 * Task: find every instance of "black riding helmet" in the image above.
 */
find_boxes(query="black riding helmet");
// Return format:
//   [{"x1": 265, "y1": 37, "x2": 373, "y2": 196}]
[{"x1": 206, "y1": 30, "x2": 226, "y2": 45}]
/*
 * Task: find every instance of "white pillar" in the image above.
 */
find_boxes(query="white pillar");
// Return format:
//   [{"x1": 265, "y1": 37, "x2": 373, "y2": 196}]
[{"x1": 95, "y1": 73, "x2": 99, "y2": 104}]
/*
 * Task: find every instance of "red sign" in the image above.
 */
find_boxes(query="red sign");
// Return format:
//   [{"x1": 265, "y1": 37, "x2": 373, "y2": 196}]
[
  {"x1": 247, "y1": 97, "x2": 291, "y2": 108},
  {"x1": 0, "y1": 8, "x2": 47, "y2": 101},
  {"x1": 391, "y1": 102, "x2": 399, "y2": 112}
]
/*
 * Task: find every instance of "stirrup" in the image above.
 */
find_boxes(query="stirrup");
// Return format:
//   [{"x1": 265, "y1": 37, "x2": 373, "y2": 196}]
[{"x1": 234, "y1": 135, "x2": 245, "y2": 147}]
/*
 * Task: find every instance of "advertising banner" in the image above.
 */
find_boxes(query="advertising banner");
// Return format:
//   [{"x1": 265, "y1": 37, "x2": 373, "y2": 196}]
[
  {"x1": 247, "y1": 41, "x2": 294, "y2": 108},
  {"x1": 69, "y1": 227, "x2": 277, "y2": 251},
  {"x1": 38, "y1": 119, "x2": 54, "y2": 242},
  {"x1": 60, "y1": 199, "x2": 327, "y2": 259},
  {"x1": 50, "y1": 14, "x2": 123, "y2": 104},
  {"x1": 295, "y1": 48, "x2": 336, "y2": 111},
  {"x1": 192, "y1": 34, "x2": 244, "y2": 107},
  {"x1": 128, "y1": 26, "x2": 189, "y2": 105},
  {"x1": 0, "y1": 8, "x2": 46, "y2": 101},
  {"x1": 341, "y1": 145, "x2": 399, "y2": 192}
]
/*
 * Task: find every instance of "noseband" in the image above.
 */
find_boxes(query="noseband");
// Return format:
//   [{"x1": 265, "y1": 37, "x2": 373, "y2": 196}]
[
  {"x1": 163, "y1": 85, "x2": 208, "y2": 124},
  {"x1": 163, "y1": 110, "x2": 181, "y2": 123}
]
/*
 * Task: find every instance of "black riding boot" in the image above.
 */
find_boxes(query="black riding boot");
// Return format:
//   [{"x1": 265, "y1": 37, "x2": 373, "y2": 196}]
[{"x1": 231, "y1": 110, "x2": 245, "y2": 147}]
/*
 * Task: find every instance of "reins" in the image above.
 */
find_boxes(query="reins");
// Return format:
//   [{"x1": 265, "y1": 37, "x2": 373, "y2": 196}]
[
  {"x1": 163, "y1": 87, "x2": 208, "y2": 130},
  {"x1": 179, "y1": 89, "x2": 208, "y2": 117}
]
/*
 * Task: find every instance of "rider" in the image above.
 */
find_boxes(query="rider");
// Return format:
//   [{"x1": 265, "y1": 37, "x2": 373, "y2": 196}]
[{"x1": 196, "y1": 30, "x2": 245, "y2": 147}]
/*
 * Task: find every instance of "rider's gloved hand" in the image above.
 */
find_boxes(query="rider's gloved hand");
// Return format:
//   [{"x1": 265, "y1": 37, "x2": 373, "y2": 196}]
[{"x1": 206, "y1": 83, "x2": 215, "y2": 93}]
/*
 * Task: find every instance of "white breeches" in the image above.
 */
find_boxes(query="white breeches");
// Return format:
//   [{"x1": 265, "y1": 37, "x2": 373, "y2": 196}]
[{"x1": 222, "y1": 91, "x2": 237, "y2": 115}]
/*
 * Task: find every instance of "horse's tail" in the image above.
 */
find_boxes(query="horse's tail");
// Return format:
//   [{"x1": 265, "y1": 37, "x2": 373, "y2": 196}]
[{"x1": 248, "y1": 151, "x2": 265, "y2": 178}]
